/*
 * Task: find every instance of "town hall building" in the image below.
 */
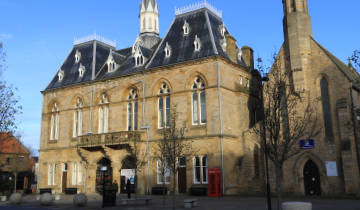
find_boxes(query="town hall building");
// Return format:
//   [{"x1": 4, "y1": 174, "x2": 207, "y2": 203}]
[{"x1": 38, "y1": 0, "x2": 360, "y2": 196}]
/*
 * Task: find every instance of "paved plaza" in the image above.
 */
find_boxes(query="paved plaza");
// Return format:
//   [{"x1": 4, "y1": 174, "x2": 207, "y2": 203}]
[{"x1": 1, "y1": 194, "x2": 360, "y2": 210}]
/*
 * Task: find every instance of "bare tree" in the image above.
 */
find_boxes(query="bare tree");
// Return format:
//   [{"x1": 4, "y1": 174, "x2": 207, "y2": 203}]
[
  {"x1": 351, "y1": 50, "x2": 360, "y2": 71},
  {"x1": 153, "y1": 105, "x2": 195, "y2": 210},
  {"x1": 253, "y1": 56, "x2": 320, "y2": 209},
  {"x1": 0, "y1": 42, "x2": 6, "y2": 77}
]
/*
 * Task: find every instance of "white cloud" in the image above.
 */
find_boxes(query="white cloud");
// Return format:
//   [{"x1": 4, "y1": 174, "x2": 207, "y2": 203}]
[{"x1": 0, "y1": 33, "x2": 13, "y2": 40}]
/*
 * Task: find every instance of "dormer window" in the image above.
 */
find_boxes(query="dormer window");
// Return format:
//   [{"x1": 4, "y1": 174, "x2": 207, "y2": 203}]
[
  {"x1": 75, "y1": 50, "x2": 81, "y2": 63},
  {"x1": 78, "y1": 63, "x2": 86, "y2": 77},
  {"x1": 58, "y1": 69, "x2": 64, "y2": 81},
  {"x1": 220, "y1": 24, "x2": 226, "y2": 37},
  {"x1": 108, "y1": 60, "x2": 116, "y2": 72},
  {"x1": 164, "y1": 42, "x2": 171, "y2": 58},
  {"x1": 135, "y1": 55, "x2": 144, "y2": 66},
  {"x1": 183, "y1": 20, "x2": 190, "y2": 35},
  {"x1": 194, "y1": 35, "x2": 201, "y2": 52}
]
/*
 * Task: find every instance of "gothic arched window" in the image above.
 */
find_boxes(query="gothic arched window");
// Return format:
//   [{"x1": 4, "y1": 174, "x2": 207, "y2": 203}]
[
  {"x1": 158, "y1": 83, "x2": 171, "y2": 128},
  {"x1": 127, "y1": 88, "x2": 139, "y2": 131},
  {"x1": 320, "y1": 77, "x2": 334, "y2": 139},
  {"x1": 50, "y1": 103, "x2": 60, "y2": 141},
  {"x1": 73, "y1": 98, "x2": 83, "y2": 137},
  {"x1": 192, "y1": 77, "x2": 206, "y2": 125},
  {"x1": 98, "y1": 93, "x2": 110, "y2": 134}
]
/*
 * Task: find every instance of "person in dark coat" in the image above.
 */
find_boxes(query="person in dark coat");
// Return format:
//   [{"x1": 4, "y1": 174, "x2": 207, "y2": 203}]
[
  {"x1": 113, "y1": 180, "x2": 119, "y2": 194},
  {"x1": 126, "y1": 179, "x2": 131, "y2": 199}
]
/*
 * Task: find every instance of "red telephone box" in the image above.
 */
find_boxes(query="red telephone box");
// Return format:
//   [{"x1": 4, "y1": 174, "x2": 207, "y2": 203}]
[{"x1": 208, "y1": 168, "x2": 222, "y2": 197}]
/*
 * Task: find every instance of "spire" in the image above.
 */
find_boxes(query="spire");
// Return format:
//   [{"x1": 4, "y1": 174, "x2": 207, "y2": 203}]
[{"x1": 139, "y1": 0, "x2": 159, "y2": 35}]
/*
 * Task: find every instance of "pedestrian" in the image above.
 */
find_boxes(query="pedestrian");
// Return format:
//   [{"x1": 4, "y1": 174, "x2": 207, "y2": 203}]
[
  {"x1": 113, "y1": 180, "x2": 119, "y2": 194},
  {"x1": 126, "y1": 179, "x2": 131, "y2": 199}
]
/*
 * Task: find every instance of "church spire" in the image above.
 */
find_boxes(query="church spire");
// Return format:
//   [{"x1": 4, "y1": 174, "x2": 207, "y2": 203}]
[{"x1": 139, "y1": 0, "x2": 159, "y2": 35}]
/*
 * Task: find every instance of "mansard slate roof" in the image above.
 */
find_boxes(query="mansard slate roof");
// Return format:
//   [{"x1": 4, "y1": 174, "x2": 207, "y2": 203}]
[
  {"x1": 45, "y1": 41, "x2": 113, "y2": 90},
  {"x1": 44, "y1": 8, "x2": 245, "y2": 91}
]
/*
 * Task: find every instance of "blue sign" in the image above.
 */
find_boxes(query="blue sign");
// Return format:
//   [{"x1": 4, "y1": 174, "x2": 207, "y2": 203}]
[{"x1": 300, "y1": 139, "x2": 314, "y2": 149}]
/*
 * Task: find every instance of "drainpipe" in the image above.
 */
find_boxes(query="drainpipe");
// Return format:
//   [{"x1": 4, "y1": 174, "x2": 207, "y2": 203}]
[
  {"x1": 349, "y1": 88, "x2": 360, "y2": 175},
  {"x1": 141, "y1": 72, "x2": 151, "y2": 195},
  {"x1": 216, "y1": 60, "x2": 225, "y2": 195}
]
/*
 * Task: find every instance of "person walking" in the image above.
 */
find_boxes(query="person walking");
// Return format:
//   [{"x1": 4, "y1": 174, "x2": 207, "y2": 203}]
[
  {"x1": 113, "y1": 180, "x2": 119, "y2": 194},
  {"x1": 126, "y1": 179, "x2": 131, "y2": 199}
]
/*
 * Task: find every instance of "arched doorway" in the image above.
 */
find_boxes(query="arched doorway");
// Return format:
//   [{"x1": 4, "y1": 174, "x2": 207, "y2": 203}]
[
  {"x1": 96, "y1": 157, "x2": 113, "y2": 194},
  {"x1": 120, "y1": 155, "x2": 136, "y2": 194},
  {"x1": 303, "y1": 160, "x2": 321, "y2": 196}
]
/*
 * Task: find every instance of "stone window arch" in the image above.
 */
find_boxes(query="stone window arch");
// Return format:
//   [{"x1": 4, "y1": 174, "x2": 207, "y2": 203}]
[
  {"x1": 98, "y1": 93, "x2": 110, "y2": 134},
  {"x1": 320, "y1": 77, "x2": 334, "y2": 140},
  {"x1": 158, "y1": 82, "x2": 171, "y2": 128},
  {"x1": 73, "y1": 98, "x2": 83, "y2": 137},
  {"x1": 127, "y1": 88, "x2": 139, "y2": 131},
  {"x1": 50, "y1": 103, "x2": 60, "y2": 141},
  {"x1": 192, "y1": 76, "x2": 206, "y2": 125}
]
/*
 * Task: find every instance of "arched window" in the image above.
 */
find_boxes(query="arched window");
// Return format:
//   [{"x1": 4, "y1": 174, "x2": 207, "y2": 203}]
[
  {"x1": 149, "y1": 17, "x2": 153, "y2": 30},
  {"x1": 73, "y1": 98, "x2": 83, "y2": 138},
  {"x1": 194, "y1": 35, "x2": 201, "y2": 52},
  {"x1": 143, "y1": 18, "x2": 146, "y2": 29},
  {"x1": 98, "y1": 93, "x2": 109, "y2": 134},
  {"x1": 127, "y1": 88, "x2": 139, "y2": 131},
  {"x1": 50, "y1": 103, "x2": 60, "y2": 141},
  {"x1": 155, "y1": 19, "x2": 158, "y2": 31},
  {"x1": 320, "y1": 77, "x2": 334, "y2": 139},
  {"x1": 158, "y1": 83, "x2": 171, "y2": 128},
  {"x1": 192, "y1": 77, "x2": 206, "y2": 125}
]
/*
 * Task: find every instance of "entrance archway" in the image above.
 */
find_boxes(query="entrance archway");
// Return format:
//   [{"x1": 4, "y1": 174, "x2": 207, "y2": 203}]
[
  {"x1": 120, "y1": 155, "x2": 136, "y2": 194},
  {"x1": 303, "y1": 160, "x2": 321, "y2": 196},
  {"x1": 96, "y1": 157, "x2": 113, "y2": 194}
]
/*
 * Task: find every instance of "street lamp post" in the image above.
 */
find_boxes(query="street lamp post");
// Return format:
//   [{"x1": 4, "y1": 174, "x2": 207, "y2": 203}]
[
  {"x1": 261, "y1": 76, "x2": 272, "y2": 210},
  {"x1": 141, "y1": 125, "x2": 151, "y2": 195}
]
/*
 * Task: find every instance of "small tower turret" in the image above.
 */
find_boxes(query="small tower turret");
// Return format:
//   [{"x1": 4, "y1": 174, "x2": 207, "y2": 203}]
[{"x1": 140, "y1": 0, "x2": 159, "y2": 35}]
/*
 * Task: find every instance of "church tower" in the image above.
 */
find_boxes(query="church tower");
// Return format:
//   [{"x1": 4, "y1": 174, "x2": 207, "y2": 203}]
[
  {"x1": 140, "y1": 0, "x2": 159, "y2": 35},
  {"x1": 282, "y1": 0, "x2": 312, "y2": 91}
]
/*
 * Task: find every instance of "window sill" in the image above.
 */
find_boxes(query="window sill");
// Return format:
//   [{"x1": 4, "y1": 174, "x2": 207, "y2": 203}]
[
  {"x1": 48, "y1": 140, "x2": 58, "y2": 144},
  {"x1": 190, "y1": 124, "x2": 206, "y2": 130}
]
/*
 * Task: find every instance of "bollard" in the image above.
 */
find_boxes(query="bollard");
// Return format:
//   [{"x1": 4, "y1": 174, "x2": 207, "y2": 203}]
[{"x1": 9, "y1": 193, "x2": 22, "y2": 205}]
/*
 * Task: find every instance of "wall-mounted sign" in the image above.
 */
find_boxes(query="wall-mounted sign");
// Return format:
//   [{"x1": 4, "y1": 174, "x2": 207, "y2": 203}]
[
  {"x1": 300, "y1": 139, "x2": 314, "y2": 149},
  {"x1": 326, "y1": 161, "x2": 338, "y2": 177}
]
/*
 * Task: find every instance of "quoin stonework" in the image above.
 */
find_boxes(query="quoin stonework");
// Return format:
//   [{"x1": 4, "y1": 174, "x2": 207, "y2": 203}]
[{"x1": 38, "y1": 0, "x2": 360, "y2": 196}]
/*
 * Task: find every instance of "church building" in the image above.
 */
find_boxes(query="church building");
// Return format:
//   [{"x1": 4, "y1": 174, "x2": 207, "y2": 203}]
[{"x1": 38, "y1": 0, "x2": 360, "y2": 196}]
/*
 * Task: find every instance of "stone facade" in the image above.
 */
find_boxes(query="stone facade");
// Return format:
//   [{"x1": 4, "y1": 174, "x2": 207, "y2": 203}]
[
  {"x1": 274, "y1": 0, "x2": 360, "y2": 196},
  {"x1": 38, "y1": 0, "x2": 360, "y2": 197}
]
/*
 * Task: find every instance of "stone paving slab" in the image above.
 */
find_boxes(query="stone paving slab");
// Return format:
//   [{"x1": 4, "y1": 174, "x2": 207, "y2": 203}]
[{"x1": 0, "y1": 194, "x2": 360, "y2": 210}]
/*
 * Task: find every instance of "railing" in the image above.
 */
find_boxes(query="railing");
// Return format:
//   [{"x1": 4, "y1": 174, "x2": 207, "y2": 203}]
[
  {"x1": 77, "y1": 131, "x2": 141, "y2": 148},
  {"x1": 73, "y1": 33, "x2": 117, "y2": 48},
  {"x1": 175, "y1": 0, "x2": 222, "y2": 18}
]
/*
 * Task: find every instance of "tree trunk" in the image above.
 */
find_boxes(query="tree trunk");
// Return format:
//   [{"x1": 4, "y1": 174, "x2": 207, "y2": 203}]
[
  {"x1": 14, "y1": 172, "x2": 17, "y2": 193},
  {"x1": 162, "y1": 182, "x2": 166, "y2": 206},
  {"x1": 172, "y1": 169, "x2": 176, "y2": 210},
  {"x1": 275, "y1": 164, "x2": 283, "y2": 210}
]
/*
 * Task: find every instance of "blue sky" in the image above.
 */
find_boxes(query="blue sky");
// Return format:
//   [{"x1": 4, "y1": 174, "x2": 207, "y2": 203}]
[{"x1": 0, "y1": 0, "x2": 359, "y2": 154}]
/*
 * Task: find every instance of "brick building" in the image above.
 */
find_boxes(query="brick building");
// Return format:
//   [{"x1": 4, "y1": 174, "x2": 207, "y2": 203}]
[
  {"x1": 38, "y1": 0, "x2": 360, "y2": 196},
  {"x1": 0, "y1": 133, "x2": 35, "y2": 194}
]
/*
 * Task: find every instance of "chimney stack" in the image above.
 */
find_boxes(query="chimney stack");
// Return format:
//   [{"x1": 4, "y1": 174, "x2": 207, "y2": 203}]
[
  {"x1": 225, "y1": 34, "x2": 237, "y2": 63},
  {"x1": 241, "y1": 46, "x2": 254, "y2": 70}
]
